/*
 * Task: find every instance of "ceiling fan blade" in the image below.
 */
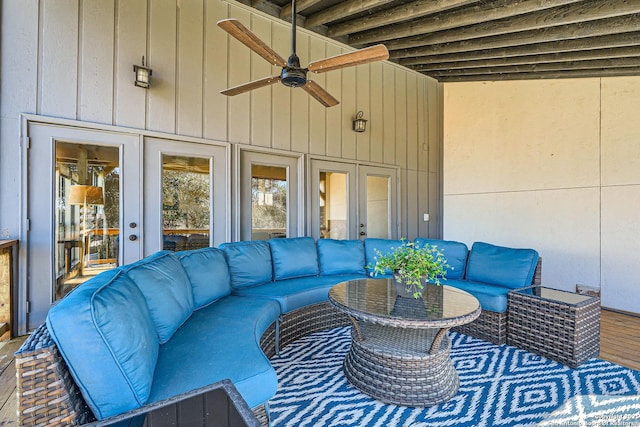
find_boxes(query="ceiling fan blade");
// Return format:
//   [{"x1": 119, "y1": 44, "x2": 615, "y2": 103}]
[
  {"x1": 302, "y1": 80, "x2": 339, "y2": 107},
  {"x1": 218, "y1": 19, "x2": 287, "y2": 67},
  {"x1": 221, "y1": 76, "x2": 281, "y2": 96},
  {"x1": 307, "y1": 44, "x2": 389, "y2": 74}
]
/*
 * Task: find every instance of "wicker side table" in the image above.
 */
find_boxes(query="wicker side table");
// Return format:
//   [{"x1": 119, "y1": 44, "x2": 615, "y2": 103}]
[{"x1": 507, "y1": 286, "x2": 600, "y2": 368}]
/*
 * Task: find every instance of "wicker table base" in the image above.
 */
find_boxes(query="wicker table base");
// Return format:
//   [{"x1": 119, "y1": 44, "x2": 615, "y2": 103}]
[{"x1": 344, "y1": 325, "x2": 458, "y2": 407}]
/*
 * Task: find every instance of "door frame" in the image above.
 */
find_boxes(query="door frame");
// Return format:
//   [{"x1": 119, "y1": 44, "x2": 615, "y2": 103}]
[
  {"x1": 143, "y1": 137, "x2": 231, "y2": 254},
  {"x1": 234, "y1": 145, "x2": 304, "y2": 241}
]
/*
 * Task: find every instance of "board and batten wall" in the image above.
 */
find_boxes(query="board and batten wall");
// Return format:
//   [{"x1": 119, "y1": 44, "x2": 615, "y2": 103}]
[
  {"x1": 0, "y1": 0, "x2": 442, "y2": 245},
  {"x1": 443, "y1": 77, "x2": 640, "y2": 314}
]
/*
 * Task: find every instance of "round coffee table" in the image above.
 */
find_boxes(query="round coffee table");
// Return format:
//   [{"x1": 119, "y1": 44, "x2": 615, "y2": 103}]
[{"x1": 328, "y1": 278, "x2": 481, "y2": 407}]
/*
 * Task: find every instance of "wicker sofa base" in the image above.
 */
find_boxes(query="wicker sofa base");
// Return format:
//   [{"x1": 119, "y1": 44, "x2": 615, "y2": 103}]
[{"x1": 452, "y1": 309, "x2": 507, "y2": 345}]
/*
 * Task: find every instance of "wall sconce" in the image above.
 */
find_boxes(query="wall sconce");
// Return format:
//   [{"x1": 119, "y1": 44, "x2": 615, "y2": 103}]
[
  {"x1": 352, "y1": 111, "x2": 367, "y2": 133},
  {"x1": 133, "y1": 56, "x2": 152, "y2": 88}
]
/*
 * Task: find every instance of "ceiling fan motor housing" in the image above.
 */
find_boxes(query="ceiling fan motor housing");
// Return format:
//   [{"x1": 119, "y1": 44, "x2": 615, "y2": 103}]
[{"x1": 281, "y1": 67, "x2": 307, "y2": 87}]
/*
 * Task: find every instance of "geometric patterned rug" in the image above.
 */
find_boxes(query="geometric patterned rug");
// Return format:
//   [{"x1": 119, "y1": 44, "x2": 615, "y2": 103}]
[{"x1": 269, "y1": 327, "x2": 640, "y2": 426}]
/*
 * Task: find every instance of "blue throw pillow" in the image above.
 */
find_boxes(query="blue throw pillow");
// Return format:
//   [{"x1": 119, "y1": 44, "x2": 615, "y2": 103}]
[
  {"x1": 121, "y1": 251, "x2": 195, "y2": 344},
  {"x1": 466, "y1": 241, "x2": 539, "y2": 289},
  {"x1": 364, "y1": 238, "x2": 404, "y2": 275},
  {"x1": 317, "y1": 239, "x2": 365, "y2": 275},
  {"x1": 220, "y1": 240, "x2": 273, "y2": 289},
  {"x1": 46, "y1": 269, "x2": 159, "y2": 419},
  {"x1": 177, "y1": 248, "x2": 231, "y2": 309},
  {"x1": 269, "y1": 237, "x2": 319, "y2": 280},
  {"x1": 414, "y1": 238, "x2": 469, "y2": 280}
]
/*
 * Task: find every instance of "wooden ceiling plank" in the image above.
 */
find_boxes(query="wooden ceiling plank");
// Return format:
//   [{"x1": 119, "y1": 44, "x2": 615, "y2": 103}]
[
  {"x1": 387, "y1": 13, "x2": 640, "y2": 56},
  {"x1": 435, "y1": 67, "x2": 640, "y2": 82},
  {"x1": 280, "y1": 0, "x2": 323, "y2": 19},
  {"x1": 327, "y1": 0, "x2": 480, "y2": 38},
  {"x1": 304, "y1": 0, "x2": 394, "y2": 29},
  {"x1": 395, "y1": 32, "x2": 640, "y2": 64},
  {"x1": 349, "y1": 0, "x2": 586, "y2": 46},
  {"x1": 410, "y1": 46, "x2": 640, "y2": 71},
  {"x1": 428, "y1": 57, "x2": 640, "y2": 78}
]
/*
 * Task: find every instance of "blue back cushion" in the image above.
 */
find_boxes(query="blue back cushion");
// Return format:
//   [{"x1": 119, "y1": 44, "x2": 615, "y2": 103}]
[
  {"x1": 466, "y1": 241, "x2": 539, "y2": 289},
  {"x1": 177, "y1": 248, "x2": 231, "y2": 309},
  {"x1": 268, "y1": 237, "x2": 319, "y2": 280},
  {"x1": 121, "y1": 251, "x2": 194, "y2": 344},
  {"x1": 414, "y1": 238, "x2": 469, "y2": 280},
  {"x1": 364, "y1": 238, "x2": 404, "y2": 275},
  {"x1": 317, "y1": 239, "x2": 365, "y2": 275},
  {"x1": 46, "y1": 270, "x2": 159, "y2": 419},
  {"x1": 220, "y1": 240, "x2": 273, "y2": 289}
]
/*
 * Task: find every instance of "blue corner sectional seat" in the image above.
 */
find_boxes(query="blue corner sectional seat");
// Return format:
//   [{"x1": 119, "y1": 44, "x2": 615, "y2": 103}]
[{"x1": 20, "y1": 236, "x2": 540, "y2": 425}]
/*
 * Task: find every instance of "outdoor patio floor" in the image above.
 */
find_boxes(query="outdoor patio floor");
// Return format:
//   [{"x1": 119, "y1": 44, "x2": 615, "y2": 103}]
[{"x1": 0, "y1": 309, "x2": 638, "y2": 424}]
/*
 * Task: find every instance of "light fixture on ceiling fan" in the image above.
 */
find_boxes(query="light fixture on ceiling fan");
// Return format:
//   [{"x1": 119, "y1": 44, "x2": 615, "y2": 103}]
[{"x1": 217, "y1": 0, "x2": 389, "y2": 107}]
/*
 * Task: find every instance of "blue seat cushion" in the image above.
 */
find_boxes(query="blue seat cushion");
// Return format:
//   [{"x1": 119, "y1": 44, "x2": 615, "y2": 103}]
[
  {"x1": 149, "y1": 296, "x2": 280, "y2": 409},
  {"x1": 364, "y1": 238, "x2": 404, "y2": 275},
  {"x1": 121, "y1": 251, "x2": 195, "y2": 344},
  {"x1": 466, "y1": 242, "x2": 539, "y2": 289},
  {"x1": 317, "y1": 239, "x2": 365, "y2": 275},
  {"x1": 46, "y1": 269, "x2": 159, "y2": 420},
  {"x1": 177, "y1": 248, "x2": 231, "y2": 309},
  {"x1": 414, "y1": 238, "x2": 469, "y2": 280},
  {"x1": 232, "y1": 274, "x2": 367, "y2": 313},
  {"x1": 440, "y1": 279, "x2": 511, "y2": 313},
  {"x1": 220, "y1": 241, "x2": 273, "y2": 289},
  {"x1": 268, "y1": 237, "x2": 319, "y2": 280}
]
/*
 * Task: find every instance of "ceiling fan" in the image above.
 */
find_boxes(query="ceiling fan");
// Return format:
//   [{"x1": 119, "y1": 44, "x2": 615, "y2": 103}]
[{"x1": 217, "y1": 0, "x2": 389, "y2": 107}]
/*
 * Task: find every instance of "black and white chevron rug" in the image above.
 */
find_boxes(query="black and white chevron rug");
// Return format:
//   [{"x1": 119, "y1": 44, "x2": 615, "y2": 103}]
[{"x1": 268, "y1": 327, "x2": 640, "y2": 426}]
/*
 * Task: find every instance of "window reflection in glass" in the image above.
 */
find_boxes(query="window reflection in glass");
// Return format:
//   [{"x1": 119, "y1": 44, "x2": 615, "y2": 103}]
[
  {"x1": 319, "y1": 171, "x2": 348, "y2": 239},
  {"x1": 251, "y1": 165, "x2": 287, "y2": 240},
  {"x1": 55, "y1": 142, "x2": 119, "y2": 300},
  {"x1": 162, "y1": 155, "x2": 211, "y2": 251}
]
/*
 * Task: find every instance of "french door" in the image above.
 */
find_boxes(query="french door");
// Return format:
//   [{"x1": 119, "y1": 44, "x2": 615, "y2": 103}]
[
  {"x1": 238, "y1": 150, "x2": 302, "y2": 241},
  {"x1": 25, "y1": 121, "x2": 141, "y2": 330},
  {"x1": 143, "y1": 138, "x2": 229, "y2": 254},
  {"x1": 309, "y1": 159, "x2": 398, "y2": 240}
]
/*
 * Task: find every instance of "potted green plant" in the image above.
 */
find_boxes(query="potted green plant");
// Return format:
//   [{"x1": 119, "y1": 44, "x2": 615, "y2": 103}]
[{"x1": 370, "y1": 240, "x2": 451, "y2": 299}]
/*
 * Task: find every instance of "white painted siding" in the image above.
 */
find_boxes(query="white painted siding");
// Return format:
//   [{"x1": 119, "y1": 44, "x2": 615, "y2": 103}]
[{"x1": 0, "y1": 0, "x2": 440, "y2": 241}]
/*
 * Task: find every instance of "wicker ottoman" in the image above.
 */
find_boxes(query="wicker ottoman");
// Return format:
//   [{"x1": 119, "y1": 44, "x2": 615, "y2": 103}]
[{"x1": 507, "y1": 286, "x2": 600, "y2": 368}]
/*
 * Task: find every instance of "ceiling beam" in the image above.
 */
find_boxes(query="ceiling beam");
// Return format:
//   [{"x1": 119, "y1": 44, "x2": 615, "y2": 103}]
[
  {"x1": 427, "y1": 57, "x2": 640, "y2": 78},
  {"x1": 280, "y1": 0, "x2": 323, "y2": 19},
  {"x1": 349, "y1": 0, "x2": 586, "y2": 46},
  {"x1": 434, "y1": 67, "x2": 640, "y2": 82},
  {"x1": 396, "y1": 32, "x2": 640, "y2": 66},
  {"x1": 304, "y1": 0, "x2": 394, "y2": 29},
  {"x1": 386, "y1": 12, "x2": 640, "y2": 56},
  {"x1": 409, "y1": 46, "x2": 640, "y2": 72},
  {"x1": 327, "y1": 0, "x2": 479, "y2": 38}
]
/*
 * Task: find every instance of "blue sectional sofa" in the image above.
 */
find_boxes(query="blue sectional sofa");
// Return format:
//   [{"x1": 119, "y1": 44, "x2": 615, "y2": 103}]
[
  {"x1": 415, "y1": 238, "x2": 541, "y2": 344},
  {"x1": 16, "y1": 236, "x2": 540, "y2": 426}
]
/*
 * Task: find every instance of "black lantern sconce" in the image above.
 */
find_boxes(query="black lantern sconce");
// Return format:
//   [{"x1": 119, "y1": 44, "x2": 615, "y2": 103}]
[
  {"x1": 352, "y1": 111, "x2": 367, "y2": 133},
  {"x1": 134, "y1": 56, "x2": 152, "y2": 88}
]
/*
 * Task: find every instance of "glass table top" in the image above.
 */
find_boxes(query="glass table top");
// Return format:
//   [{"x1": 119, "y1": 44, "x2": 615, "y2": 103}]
[
  {"x1": 511, "y1": 286, "x2": 600, "y2": 305},
  {"x1": 328, "y1": 278, "x2": 481, "y2": 327}
]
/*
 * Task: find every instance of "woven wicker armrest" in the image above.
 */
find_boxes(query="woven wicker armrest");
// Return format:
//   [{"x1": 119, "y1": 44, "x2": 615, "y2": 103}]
[{"x1": 83, "y1": 379, "x2": 260, "y2": 427}]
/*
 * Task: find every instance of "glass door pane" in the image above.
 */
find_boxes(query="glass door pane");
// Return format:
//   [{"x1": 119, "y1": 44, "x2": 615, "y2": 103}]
[
  {"x1": 144, "y1": 137, "x2": 229, "y2": 254},
  {"x1": 251, "y1": 165, "x2": 287, "y2": 240},
  {"x1": 239, "y1": 150, "x2": 300, "y2": 241},
  {"x1": 309, "y1": 159, "x2": 357, "y2": 240},
  {"x1": 358, "y1": 165, "x2": 398, "y2": 240},
  {"x1": 55, "y1": 142, "x2": 119, "y2": 299},
  {"x1": 162, "y1": 155, "x2": 210, "y2": 252}
]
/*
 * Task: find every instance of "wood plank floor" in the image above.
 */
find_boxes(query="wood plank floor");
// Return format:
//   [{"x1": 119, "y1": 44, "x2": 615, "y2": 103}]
[{"x1": 0, "y1": 308, "x2": 638, "y2": 425}]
